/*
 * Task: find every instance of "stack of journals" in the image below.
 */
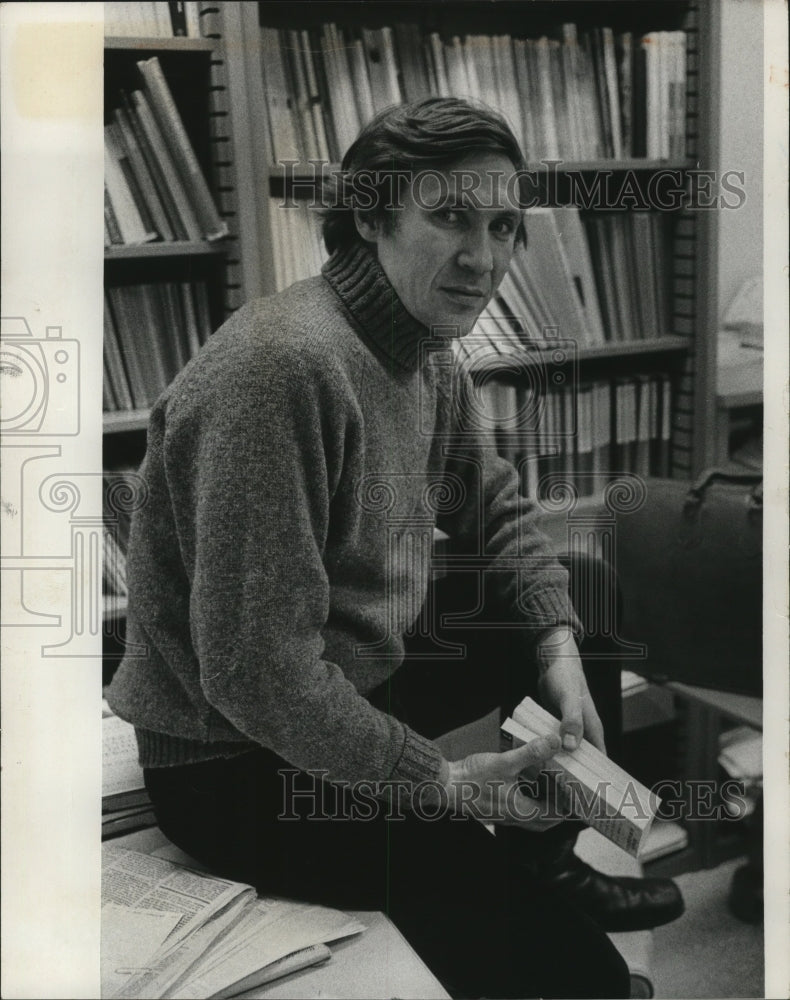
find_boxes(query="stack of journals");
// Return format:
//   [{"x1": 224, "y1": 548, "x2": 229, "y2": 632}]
[
  {"x1": 104, "y1": 280, "x2": 213, "y2": 411},
  {"x1": 259, "y1": 21, "x2": 687, "y2": 165},
  {"x1": 105, "y1": 2, "x2": 203, "y2": 39},
  {"x1": 466, "y1": 371, "x2": 671, "y2": 498},
  {"x1": 102, "y1": 845, "x2": 365, "y2": 998},
  {"x1": 104, "y1": 56, "x2": 228, "y2": 248},
  {"x1": 102, "y1": 710, "x2": 155, "y2": 840},
  {"x1": 502, "y1": 697, "x2": 660, "y2": 858}
]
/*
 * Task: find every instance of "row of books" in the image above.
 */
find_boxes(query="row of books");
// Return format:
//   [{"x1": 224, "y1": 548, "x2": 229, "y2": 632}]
[
  {"x1": 105, "y1": 2, "x2": 202, "y2": 39},
  {"x1": 483, "y1": 209, "x2": 670, "y2": 347},
  {"x1": 105, "y1": 56, "x2": 227, "y2": 247},
  {"x1": 260, "y1": 22, "x2": 687, "y2": 166},
  {"x1": 104, "y1": 280, "x2": 212, "y2": 411},
  {"x1": 475, "y1": 372, "x2": 672, "y2": 498},
  {"x1": 268, "y1": 201, "x2": 668, "y2": 345},
  {"x1": 269, "y1": 199, "x2": 328, "y2": 293}
]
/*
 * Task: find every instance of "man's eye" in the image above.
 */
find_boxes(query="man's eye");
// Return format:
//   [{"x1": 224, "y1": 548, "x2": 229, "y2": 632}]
[
  {"x1": 492, "y1": 219, "x2": 516, "y2": 237},
  {"x1": 435, "y1": 208, "x2": 461, "y2": 224}
]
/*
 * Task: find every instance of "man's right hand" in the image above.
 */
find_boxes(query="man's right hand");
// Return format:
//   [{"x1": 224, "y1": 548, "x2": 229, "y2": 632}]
[{"x1": 440, "y1": 735, "x2": 564, "y2": 831}]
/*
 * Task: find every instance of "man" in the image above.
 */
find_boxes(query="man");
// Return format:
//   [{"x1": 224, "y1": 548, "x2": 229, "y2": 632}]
[{"x1": 107, "y1": 98, "x2": 680, "y2": 998}]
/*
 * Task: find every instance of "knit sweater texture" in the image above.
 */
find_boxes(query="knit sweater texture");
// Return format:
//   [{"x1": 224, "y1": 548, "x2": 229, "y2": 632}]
[{"x1": 106, "y1": 243, "x2": 580, "y2": 787}]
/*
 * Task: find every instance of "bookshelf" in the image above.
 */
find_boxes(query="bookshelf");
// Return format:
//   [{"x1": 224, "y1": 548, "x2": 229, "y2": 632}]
[
  {"x1": 244, "y1": 0, "x2": 719, "y2": 488},
  {"x1": 102, "y1": 5, "x2": 250, "y2": 670}
]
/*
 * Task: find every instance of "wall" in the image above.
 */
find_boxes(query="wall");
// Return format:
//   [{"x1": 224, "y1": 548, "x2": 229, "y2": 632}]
[{"x1": 716, "y1": 0, "x2": 764, "y2": 322}]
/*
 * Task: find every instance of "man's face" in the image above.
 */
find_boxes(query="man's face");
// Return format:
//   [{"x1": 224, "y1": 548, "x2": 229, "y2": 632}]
[{"x1": 368, "y1": 151, "x2": 522, "y2": 336}]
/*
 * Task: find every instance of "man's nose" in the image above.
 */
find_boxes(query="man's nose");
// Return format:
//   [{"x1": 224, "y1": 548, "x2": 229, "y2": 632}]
[{"x1": 457, "y1": 230, "x2": 494, "y2": 274}]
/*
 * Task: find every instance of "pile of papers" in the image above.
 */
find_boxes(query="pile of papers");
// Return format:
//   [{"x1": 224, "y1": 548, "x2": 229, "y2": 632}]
[
  {"x1": 102, "y1": 709, "x2": 156, "y2": 839},
  {"x1": 102, "y1": 846, "x2": 365, "y2": 998}
]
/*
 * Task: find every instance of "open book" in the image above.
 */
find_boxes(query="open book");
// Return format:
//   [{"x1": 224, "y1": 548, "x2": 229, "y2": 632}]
[
  {"x1": 501, "y1": 697, "x2": 660, "y2": 858},
  {"x1": 102, "y1": 846, "x2": 364, "y2": 998}
]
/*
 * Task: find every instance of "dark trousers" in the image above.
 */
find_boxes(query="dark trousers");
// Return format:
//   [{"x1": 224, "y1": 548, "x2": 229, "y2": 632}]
[{"x1": 144, "y1": 555, "x2": 630, "y2": 999}]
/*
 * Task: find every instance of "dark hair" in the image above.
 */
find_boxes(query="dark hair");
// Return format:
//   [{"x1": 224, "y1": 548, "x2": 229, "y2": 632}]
[{"x1": 321, "y1": 97, "x2": 528, "y2": 254}]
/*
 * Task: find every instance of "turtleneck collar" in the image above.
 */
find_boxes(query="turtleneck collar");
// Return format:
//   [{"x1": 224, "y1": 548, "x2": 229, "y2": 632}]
[{"x1": 322, "y1": 242, "x2": 431, "y2": 371}]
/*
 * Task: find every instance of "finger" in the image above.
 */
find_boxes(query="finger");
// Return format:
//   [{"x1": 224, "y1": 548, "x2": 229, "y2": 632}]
[
  {"x1": 499, "y1": 735, "x2": 561, "y2": 776},
  {"x1": 582, "y1": 698, "x2": 607, "y2": 755},
  {"x1": 557, "y1": 690, "x2": 584, "y2": 750}
]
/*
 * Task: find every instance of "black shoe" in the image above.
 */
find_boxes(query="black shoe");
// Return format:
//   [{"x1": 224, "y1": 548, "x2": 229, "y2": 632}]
[{"x1": 539, "y1": 853, "x2": 685, "y2": 932}]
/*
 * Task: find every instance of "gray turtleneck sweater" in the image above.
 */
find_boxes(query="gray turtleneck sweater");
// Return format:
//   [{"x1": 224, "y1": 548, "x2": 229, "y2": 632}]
[{"x1": 106, "y1": 243, "x2": 580, "y2": 787}]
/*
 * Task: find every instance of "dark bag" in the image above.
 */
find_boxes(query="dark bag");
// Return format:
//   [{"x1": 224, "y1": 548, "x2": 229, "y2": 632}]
[{"x1": 614, "y1": 469, "x2": 762, "y2": 696}]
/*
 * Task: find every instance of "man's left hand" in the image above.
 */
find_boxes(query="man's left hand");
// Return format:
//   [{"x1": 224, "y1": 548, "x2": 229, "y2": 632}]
[{"x1": 535, "y1": 629, "x2": 606, "y2": 755}]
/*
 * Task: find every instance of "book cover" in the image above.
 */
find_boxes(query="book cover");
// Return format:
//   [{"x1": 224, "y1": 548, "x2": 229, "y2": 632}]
[
  {"x1": 522, "y1": 208, "x2": 589, "y2": 345},
  {"x1": 137, "y1": 56, "x2": 229, "y2": 240},
  {"x1": 348, "y1": 36, "x2": 376, "y2": 127},
  {"x1": 552, "y1": 207, "x2": 607, "y2": 346},
  {"x1": 104, "y1": 126, "x2": 156, "y2": 245},
  {"x1": 103, "y1": 296, "x2": 135, "y2": 411},
  {"x1": 131, "y1": 88, "x2": 203, "y2": 241},
  {"x1": 107, "y1": 122, "x2": 159, "y2": 238},
  {"x1": 284, "y1": 29, "x2": 321, "y2": 162},
  {"x1": 533, "y1": 37, "x2": 560, "y2": 160},
  {"x1": 601, "y1": 27, "x2": 623, "y2": 159},
  {"x1": 105, "y1": 288, "x2": 152, "y2": 410},
  {"x1": 259, "y1": 26, "x2": 302, "y2": 163},
  {"x1": 616, "y1": 32, "x2": 634, "y2": 158},
  {"x1": 502, "y1": 697, "x2": 660, "y2": 857},
  {"x1": 113, "y1": 106, "x2": 175, "y2": 241},
  {"x1": 428, "y1": 32, "x2": 451, "y2": 97},
  {"x1": 393, "y1": 23, "x2": 431, "y2": 103},
  {"x1": 445, "y1": 36, "x2": 470, "y2": 98}
]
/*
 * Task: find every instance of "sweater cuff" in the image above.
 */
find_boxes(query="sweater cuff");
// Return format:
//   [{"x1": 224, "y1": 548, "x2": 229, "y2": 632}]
[
  {"x1": 516, "y1": 588, "x2": 584, "y2": 649},
  {"x1": 390, "y1": 727, "x2": 446, "y2": 786}
]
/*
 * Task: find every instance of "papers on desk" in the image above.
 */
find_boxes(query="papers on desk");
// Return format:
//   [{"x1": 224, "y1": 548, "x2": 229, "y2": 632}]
[
  {"x1": 102, "y1": 712, "x2": 156, "y2": 840},
  {"x1": 101, "y1": 846, "x2": 364, "y2": 998}
]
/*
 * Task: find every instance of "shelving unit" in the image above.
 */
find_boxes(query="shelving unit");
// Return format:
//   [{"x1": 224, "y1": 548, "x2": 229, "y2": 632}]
[
  {"x1": 242, "y1": 0, "x2": 718, "y2": 485},
  {"x1": 101, "y1": 0, "x2": 722, "y2": 628},
  {"x1": 102, "y1": 5, "x2": 250, "y2": 671}
]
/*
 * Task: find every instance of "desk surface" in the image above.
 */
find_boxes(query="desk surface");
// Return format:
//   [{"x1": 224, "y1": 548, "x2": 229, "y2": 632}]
[
  {"x1": 239, "y1": 909, "x2": 449, "y2": 999},
  {"x1": 109, "y1": 828, "x2": 450, "y2": 999}
]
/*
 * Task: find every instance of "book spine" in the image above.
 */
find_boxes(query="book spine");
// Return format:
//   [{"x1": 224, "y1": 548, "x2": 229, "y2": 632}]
[
  {"x1": 105, "y1": 289, "x2": 150, "y2": 409},
  {"x1": 167, "y1": 1, "x2": 187, "y2": 37},
  {"x1": 107, "y1": 121, "x2": 159, "y2": 237},
  {"x1": 602, "y1": 27, "x2": 623, "y2": 159},
  {"x1": 104, "y1": 187, "x2": 124, "y2": 245},
  {"x1": 114, "y1": 107, "x2": 176, "y2": 241},
  {"x1": 103, "y1": 297, "x2": 135, "y2": 410},
  {"x1": 427, "y1": 32, "x2": 449, "y2": 97},
  {"x1": 104, "y1": 127, "x2": 155, "y2": 245},
  {"x1": 131, "y1": 89, "x2": 203, "y2": 241},
  {"x1": 137, "y1": 56, "x2": 229, "y2": 240},
  {"x1": 184, "y1": 2, "x2": 201, "y2": 39}
]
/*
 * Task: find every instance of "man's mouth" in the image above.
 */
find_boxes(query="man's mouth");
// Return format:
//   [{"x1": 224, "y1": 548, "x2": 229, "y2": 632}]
[{"x1": 440, "y1": 286, "x2": 488, "y2": 306}]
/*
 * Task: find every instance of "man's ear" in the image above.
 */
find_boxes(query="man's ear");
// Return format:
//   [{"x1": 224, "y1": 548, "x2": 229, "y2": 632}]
[{"x1": 353, "y1": 210, "x2": 382, "y2": 245}]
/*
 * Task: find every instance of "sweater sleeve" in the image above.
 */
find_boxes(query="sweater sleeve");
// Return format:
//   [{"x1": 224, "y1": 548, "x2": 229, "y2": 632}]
[
  {"x1": 435, "y1": 367, "x2": 582, "y2": 646},
  {"x1": 166, "y1": 344, "x2": 444, "y2": 788}
]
